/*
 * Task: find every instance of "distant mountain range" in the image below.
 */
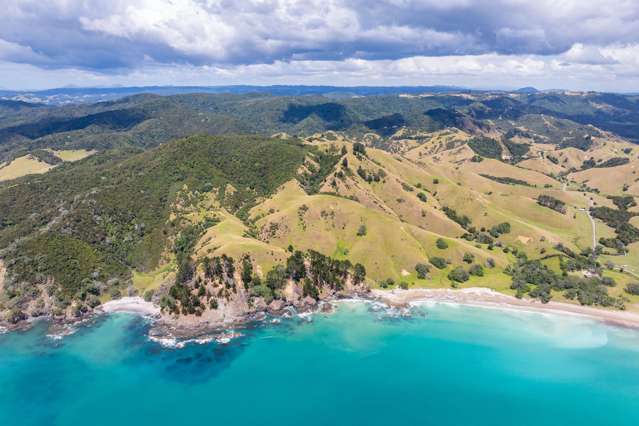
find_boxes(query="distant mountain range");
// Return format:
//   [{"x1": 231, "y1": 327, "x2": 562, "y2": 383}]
[{"x1": 0, "y1": 85, "x2": 473, "y2": 105}]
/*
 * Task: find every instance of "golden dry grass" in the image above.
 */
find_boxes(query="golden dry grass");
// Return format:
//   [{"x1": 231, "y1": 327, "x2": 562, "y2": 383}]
[{"x1": 0, "y1": 155, "x2": 55, "y2": 181}]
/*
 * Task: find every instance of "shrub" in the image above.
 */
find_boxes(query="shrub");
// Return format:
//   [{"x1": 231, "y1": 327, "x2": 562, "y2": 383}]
[
  {"x1": 430, "y1": 256, "x2": 447, "y2": 269},
  {"x1": 379, "y1": 278, "x2": 395, "y2": 288},
  {"x1": 448, "y1": 266, "x2": 469, "y2": 283},
  {"x1": 415, "y1": 263, "x2": 430, "y2": 279},
  {"x1": 489, "y1": 222, "x2": 511, "y2": 237},
  {"x1": 357, "y1": 224, "x2": 367, "y2": 236},
  {"x1": 469, "y1": 264, "x2": 484, "y2": 277},
  {"x1": 353, "y1": 142, "x2": 367, "y2": 156},
  {"x1": 625, "y1": 283, "x2": 639, "y2": 296},
  {"x1": 436, "y1": 238, "x2": 449, "y2": 250},
  {"x1": 537, "y1": 195, "x2": 567, "y2": 214},
  {"x1": 417, "y1": 192, "x2": 428, "y2": 202},
  {"x1": 463, "y1": 252, "x2": 475, "y2": 264}
]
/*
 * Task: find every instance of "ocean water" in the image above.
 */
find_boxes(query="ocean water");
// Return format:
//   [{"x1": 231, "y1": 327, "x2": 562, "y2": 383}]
[{"x1": 1, "y1": 302, "x2": 639, "y2": 426}]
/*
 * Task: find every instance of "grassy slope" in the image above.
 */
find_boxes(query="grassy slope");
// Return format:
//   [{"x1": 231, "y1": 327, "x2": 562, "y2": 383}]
[
  {"x1": 2, "y1": 122, "x2": 639, "y2": 316},
  {"x1": 0, "y1": 155, "x2": 54, "y2": 181},
  {"x1": 0, "y1": 135, "x2": 311, "y2": 307}
]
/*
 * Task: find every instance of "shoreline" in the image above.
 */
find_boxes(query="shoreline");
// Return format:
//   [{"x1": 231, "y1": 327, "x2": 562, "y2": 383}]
[
  {"x1": 5, "y1": 288, "x2": 639, "y2": 342},
  {"x1": 372, "y1": 288, "x2": 639, "y2": 330}
]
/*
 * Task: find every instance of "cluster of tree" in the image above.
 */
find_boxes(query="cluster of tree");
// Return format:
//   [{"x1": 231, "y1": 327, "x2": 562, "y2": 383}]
[
  {"x1": 479, "y1": 174, "x2": 532, "y2": 187},
  {"x1": 596, "y1": 157, "x2": 630, "y2": 168},
  {"x1": 297, "y1": 150, "x2": 342, "y2": 194},
  {"x1": 609, "y1": 195, "x2": 637, "y2": 211},
  {"x1": 447, "y1": 263, "x2": 484, "y2": 286},
  {"x1": 353, "y1": 142, "x2": 367, "y2": 157},
  {"x1": 626, "y1": 283, "x2": 639, "y2": 296},
  {"x1": 430, "y1": 256, "x2": 448, "y2": 269},
  {"x1": 356, "y1": 166, "x2": 385, "y2": 183},
  {"x1": 553, "y1": 244, "x2": 602, "y2": 273},
  {"x1": 174, "y1": 224, "x2": 207, "y2": 285},
  {"x1": 537, "y1": 195, "x2": 567, "y2": 214},
  {"x1": 489, "y1": 222, "x2": 511, "y2": 238},
  {"x1": 591, "y1": 204, "x2": 639, "y2": 251},
  {"x1": 468, "y1": 136, "x2": 502, "y2": 159},
  {"x1": 30, "y1": 149, "x2": 64, "y2": 165},
  {"x1": 546, "y1": 154, "x2": 559, "y2": 164},
  {"x1": 162, "y1": 249, "x2": 367, "y2": 315},
  {"x1": 506, "y1": 257, "x2": 624, "y2": 308},
  {"x1": 461, "y1": 222, "x2": 511, "y2": 246},
  {"x1": 442, "y1": 206, "x2": 472, "y2": 229},
  {"x1": 581, "y1": 157, "x2": 630, "y2": 170},
  {"x1": 503, "y1": 139, "x2": 530, "y2": 160}
]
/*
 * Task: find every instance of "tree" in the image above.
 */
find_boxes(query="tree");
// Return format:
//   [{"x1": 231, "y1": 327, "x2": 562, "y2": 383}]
[
  {"x1": 241, "y1": 255, "x2": 253, "y2": 286},
  {"x1": 357, "y1": 224, "x2": 367, "y2": 236},
  {"x1": 286, "y1": 250, "x2": 306, "y2": 281},
  {"x1": 341, "y1": 145, "x2": 348, "y2": 156},
  {"x1": 436, "y1": 238, "x2": 448, "y2": 249},
  {"x1": 469, "y1": 264, "x2": 484, "y2": 277},
  {"x1": 202, "y1": 257, "x2": 212, "y2": 279},
  {"x1": 430, "y1": 256, "x2": 447, "y2": 269},
  {"x1": 379, "y1": 278, "x2": 395, "y2": 288},
  {"x1": 463, "y1": 252, "x2": 475, "y2": 264},
  {"x1": 303, "y1": 278, "x2": 319, "y2": 299},
  {"x1": 415, "y1": 263, "x2": 430, "y2": 279},
  {"x1": 625, "y1": 283, "x2": 639, "y2": 296},
  {"x1": 143, "y1": 289, "x2": 155, "y2": 302},
  {"x1": 448, "y1": 266, "x2": 469, "y2": 283},
  {"x1": 266, "y1": 265, "x2": 287, "y2": 292},
  {"x1": 353, "y1": 263, "x2": 366, "y2": 284},
  {"x1": 353, "y1": 142, "x2": 366, "y2": 156}
]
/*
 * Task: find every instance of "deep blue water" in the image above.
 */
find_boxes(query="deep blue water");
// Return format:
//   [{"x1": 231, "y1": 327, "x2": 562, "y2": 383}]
[{"x1": 1, "y1": 302, "x2": 639, "y2": 426}]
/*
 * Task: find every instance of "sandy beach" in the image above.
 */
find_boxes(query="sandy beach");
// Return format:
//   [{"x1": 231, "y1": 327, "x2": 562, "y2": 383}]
[
  {"x1": 373, "y1": 288, "x2": 639, "y2": 329},
  {"x1": 99, "y1": 297, "x2": 161, "y2": 317}
]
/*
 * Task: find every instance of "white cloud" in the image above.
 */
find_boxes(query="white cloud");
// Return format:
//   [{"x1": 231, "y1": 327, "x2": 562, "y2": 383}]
[
  {"x1": 3, "y1": 45, "x2": 639, "y2": 92},
  {"x1": 1, "y1": 1, "x2": 639, "y2": 90}
]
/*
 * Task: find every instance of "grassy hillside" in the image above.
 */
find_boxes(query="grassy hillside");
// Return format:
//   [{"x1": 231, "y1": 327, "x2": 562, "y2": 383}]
[
  {"x1": 1, "y1": 90, "x2": 639, "y2": 323},
  {"x1": 0, "y1": 135, "x2": 329, "y2": 318}
]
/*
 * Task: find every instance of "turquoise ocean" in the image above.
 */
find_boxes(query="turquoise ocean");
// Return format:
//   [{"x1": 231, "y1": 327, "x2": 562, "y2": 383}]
[{"x1": 1, "y1": 301, "x2": 639, "y2": 426}]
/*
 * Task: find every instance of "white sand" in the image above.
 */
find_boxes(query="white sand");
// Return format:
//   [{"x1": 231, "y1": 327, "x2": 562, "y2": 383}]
[
  {"x1": 99, "y1": 297, "x2": 160, "y2": 317},
  {"x1": 373, "y1": 288, "x2": 639, "y2": 329}
]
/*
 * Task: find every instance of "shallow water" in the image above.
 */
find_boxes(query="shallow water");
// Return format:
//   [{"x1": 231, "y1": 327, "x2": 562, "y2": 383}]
[{"x1": 1, "y1": 302, "x2": 639, "y2": 426}]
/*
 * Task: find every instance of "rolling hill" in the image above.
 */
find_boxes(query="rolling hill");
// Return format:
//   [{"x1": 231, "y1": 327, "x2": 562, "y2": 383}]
[{"x1": 0, "y1": 89, "x2": 638, "y2": 327}]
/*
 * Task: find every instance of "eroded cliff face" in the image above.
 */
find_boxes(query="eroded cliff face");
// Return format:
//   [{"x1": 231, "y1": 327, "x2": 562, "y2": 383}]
[{"x1": 156, "y1": 268, "x2": 369, "y2": 336}]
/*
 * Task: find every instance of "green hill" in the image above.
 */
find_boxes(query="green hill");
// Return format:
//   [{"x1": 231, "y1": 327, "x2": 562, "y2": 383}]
[{"x1": 1, "y1": 90, "x2": 639, "y2": 325}]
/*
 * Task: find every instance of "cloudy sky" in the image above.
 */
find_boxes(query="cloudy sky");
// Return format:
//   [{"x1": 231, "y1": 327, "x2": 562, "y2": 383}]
[{"x1": 3, "y1": 0, "x2": 639, "y2": 91}]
